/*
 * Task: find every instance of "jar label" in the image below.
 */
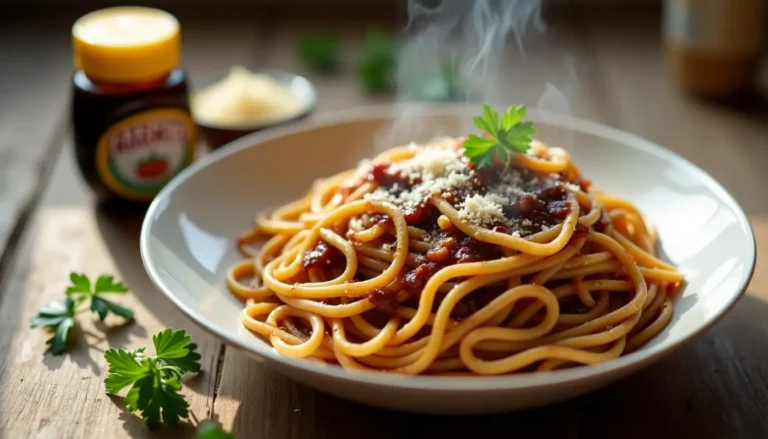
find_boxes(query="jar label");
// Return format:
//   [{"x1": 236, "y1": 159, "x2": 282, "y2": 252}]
[{"x1": 96, "y1": 108, "x2": 196, "y2": 200}]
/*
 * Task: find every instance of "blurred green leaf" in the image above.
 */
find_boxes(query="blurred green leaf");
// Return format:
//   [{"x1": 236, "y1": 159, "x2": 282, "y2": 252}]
[
  {"x1": 296, "y1": 32, "x2": 340, "y2": 72},
  {"x1": 198, "y1": 420, "x2": 234, "y2": 438},
  {"x1": 412, "y1": 61, "x2": 467, "y2": 102},
  {"x1": 357, "y1": 29, "x2": 399, "y2": 93}
]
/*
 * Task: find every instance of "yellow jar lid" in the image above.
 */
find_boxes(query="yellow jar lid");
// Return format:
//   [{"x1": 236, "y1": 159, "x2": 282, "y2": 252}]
[{"x1": 72, "y1": 7, "x2": 181, "y2": 83}]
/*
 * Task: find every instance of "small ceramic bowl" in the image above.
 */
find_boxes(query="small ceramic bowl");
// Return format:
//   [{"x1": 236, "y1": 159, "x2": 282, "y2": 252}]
[{"x1": 189, "y1": 67, "x2": 317, "y2": 149}]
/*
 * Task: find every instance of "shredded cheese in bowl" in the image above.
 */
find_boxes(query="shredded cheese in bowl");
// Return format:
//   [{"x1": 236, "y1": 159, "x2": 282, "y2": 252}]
[{"x1": 192, "y1": 66, "x2": 303, "y2": 126}]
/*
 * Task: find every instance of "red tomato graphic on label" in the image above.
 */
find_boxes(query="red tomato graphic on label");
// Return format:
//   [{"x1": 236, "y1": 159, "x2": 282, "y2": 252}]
[{"x1": 136, "y1": 153, "x2": 169, "y2": 179}]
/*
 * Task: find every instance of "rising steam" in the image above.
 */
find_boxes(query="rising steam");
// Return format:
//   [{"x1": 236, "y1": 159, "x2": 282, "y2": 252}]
[
  {"x1": 397, "y1": 0, "x2": 544, "y2": 102},
  {"x1": 375, "y1": 0, "x2": 579, "y2": 151}
]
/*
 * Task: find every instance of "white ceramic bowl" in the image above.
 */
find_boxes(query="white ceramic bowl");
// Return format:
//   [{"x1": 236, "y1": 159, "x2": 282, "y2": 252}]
[{"x1": 140, "y1": 104, "x2": 756, "y2": 414}]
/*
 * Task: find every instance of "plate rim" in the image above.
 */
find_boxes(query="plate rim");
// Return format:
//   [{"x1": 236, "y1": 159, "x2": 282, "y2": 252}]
[{"x1": 140, "y1": 103, "x2": 756, "y2": 391}]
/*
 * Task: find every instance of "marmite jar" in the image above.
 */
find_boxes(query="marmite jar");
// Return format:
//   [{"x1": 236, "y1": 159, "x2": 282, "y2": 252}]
[{"x1": 71, "y1": 6, "x2": 197, "y2": 209}]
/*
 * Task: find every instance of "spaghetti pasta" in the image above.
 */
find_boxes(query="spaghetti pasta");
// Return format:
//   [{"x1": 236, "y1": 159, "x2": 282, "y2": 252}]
[{"x1": 227, "y1": 136, "x2": 684, "y2": 376}]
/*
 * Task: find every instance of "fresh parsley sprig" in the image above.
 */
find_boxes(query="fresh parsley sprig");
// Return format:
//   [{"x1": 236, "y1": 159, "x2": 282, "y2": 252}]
[
  {"x1": 30, "y1": 273, "x2": 134, "y2": 355},
  {"x1": 462, "y1": 103, "x2": 536, "y2": 168},
  {"x1": 30, "y1": 296, "x2": 77, "y2": 355},
  {"x1": 104, "y1": 329, "x2": 202, "y2": 428},
  {"x1": 66, "y1": 273, "x2": 134, "y2": 320},
  {"x1": 198, "y1": 420, "x2": 235, "y2": 438}
]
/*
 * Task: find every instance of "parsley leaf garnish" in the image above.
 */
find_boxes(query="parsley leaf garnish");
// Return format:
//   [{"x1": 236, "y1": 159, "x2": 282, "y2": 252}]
[
  {"x1": 197, "y1": 420, "x2": 235, "y2": 439},
  {"x1": 66, "y1": 272, "x2": 91, "y2": 294},
  {"x1": 153, "y1": 328, "x2": 202, "y2": 373},
  {"x1": 94, "y1": 274, "x2": 129, "y2": 294},
  {"x1": 104, "y1": 329, "x2": 202, "y2": 428},
  {"x1": 66, "y1": 273, "x2": 133, "y2": 321},
  {"x1": 30, "y1": 272, "x2": 134, "y2": 355},
  {"x1": 462, "y1": 103, "x2": 536, "y2": 168},
  {"x1": 30, "y1": 296, "x2": 77, "y2": 355}
]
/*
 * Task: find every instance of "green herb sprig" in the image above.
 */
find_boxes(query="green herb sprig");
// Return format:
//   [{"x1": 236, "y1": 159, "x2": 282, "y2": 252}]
[
  {"x1": 30, "y1": 273, "x2": 134, "y2": 355},
  {"x1": 104, "y1": 329, "x2": 202, "y2": 428},
  {"x1": 357, "y1": 29, "x2": 399, "y2": 92},
  {"x1": 197, "y1": 420, "x2": 235, "y2": 438},
  {"x1": 462, "y1": 103, "x2": 536, "y2": 168},
  {"x1": 297, "y1": 32, "x2": 340, "y2": 72}
]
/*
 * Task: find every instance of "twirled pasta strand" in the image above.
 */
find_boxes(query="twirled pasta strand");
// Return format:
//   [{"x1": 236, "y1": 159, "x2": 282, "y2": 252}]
[{"x1": 227, "y1": 140, "x2": 684, "y2": 375}]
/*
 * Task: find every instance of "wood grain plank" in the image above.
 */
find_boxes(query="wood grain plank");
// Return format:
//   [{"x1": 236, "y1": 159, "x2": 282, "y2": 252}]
[
  {"x1": 214, "y1": 349, "x2": 580, "y2": 439},
  {"x1": 0, "y1": 14, "x2": 73, "y2": 268},
  {"x1": 0, "y1": 144, "x2": 223, "y2": 438},
  {"x1": 0, "y1": 13, "x2": 271, "y2": 437}
]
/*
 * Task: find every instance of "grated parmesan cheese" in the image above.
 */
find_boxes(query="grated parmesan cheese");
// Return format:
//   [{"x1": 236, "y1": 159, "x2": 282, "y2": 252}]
[
  {"x1": 360, "y1": 139, "x2": 573, "y2": 236},
  {"x1": 388, "y1": 146, "x2": 465, "y2": 181},
  {"x1": 488, "y1": 169, "x2": 535, "y2": 200},
  {"x1": 348, "y1": 217, "x2": 363, "y2": 230},
  {"x1": 457, "y1": 194, "x2": 507, "y2": 226},
  {"x1": 564, "y1": 182, "x2": 581, "y2": 192},
  {"x1": 364, "y1": 145, "x2": 471, "y2": 208},
  {"x1": 364, "y1": 170, "x2": 470, "y2": 207}
]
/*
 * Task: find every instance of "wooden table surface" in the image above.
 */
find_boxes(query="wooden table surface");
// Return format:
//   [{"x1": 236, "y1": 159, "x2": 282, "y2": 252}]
[{"x1": 1, "y1": 6, "x2": 767, "y2": 438}]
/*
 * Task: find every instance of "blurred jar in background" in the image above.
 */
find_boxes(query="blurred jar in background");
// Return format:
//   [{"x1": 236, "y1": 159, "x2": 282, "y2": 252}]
[{"x1": 663, "y1": 0, "x2": 766, "y2": 98}]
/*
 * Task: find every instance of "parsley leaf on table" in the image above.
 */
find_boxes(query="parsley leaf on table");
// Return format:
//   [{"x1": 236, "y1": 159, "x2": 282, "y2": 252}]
[
  {"x1": 30, "y1": 272, "x2": 133, "y2": 355},
  {"x1": 29, "y1": 296, "x2": 77, "y2": 355},
  {"x1": 103, "y1": 347, "x2": 151, "y2": 392},
  {"x1": 66, "y1": 273, "x2": 134, "y2": 321},
  {"x1": 153, "y1": 328, "x2": 202, "y2": 373},
  {"x1": 197, "y1": 420, "x2": 235, "y2": 439},
  {"x1": 90, "y1": 296, "x2": 134, "y2": 320},
  {"x1": 65, "y1": 272, "x2": 91, "y2": 294},
  {"x1": 93, "y1": 274, "x2": 129, "y2": 294},
  {"x1": 104, "y1": 329, "x2": 202, "y2": 428},
  {"x1": 462, "y1": 103, "x2": 536, "y2": 168}
]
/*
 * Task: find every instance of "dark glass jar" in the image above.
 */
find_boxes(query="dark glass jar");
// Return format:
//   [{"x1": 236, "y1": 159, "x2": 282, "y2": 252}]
[{"x1": 71, "y1": 7, "x2": 197, "y2": 210}]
